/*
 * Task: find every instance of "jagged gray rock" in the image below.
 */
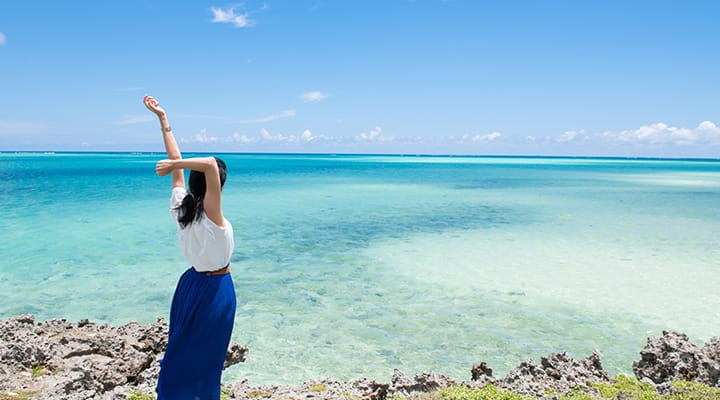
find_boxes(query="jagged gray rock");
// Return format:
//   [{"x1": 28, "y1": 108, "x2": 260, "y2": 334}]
[
  {"x1": 390, "y1": 369, "x2": 456, "y2": 397},
  {"x1": 632, "y1": 330, "x2": 720, "y2": 387},
  {"x1": 467, "y1": 361, "x2": 497, "y2": 388},
  {"x1": 227, "y1": 377, "x2": 389, "y2": 400},
  {"x1": 470, "y1": 361, "x2": 493, "y2": 380},
  {"x1": 496, "y1": 351, "x2": 609, "y2": 398},
  {"x1": 0, "y1": 315, "x2": 248, "y2": 399},
  {"x1": 224, "y1": 342, "x2": 249, "y2": 368},
  {"x1": 3, "y1": 315, "x2": 719, "y2": 399}
]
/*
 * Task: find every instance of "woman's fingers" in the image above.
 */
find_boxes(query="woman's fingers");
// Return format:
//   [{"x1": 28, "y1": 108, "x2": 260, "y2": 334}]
[
  {"x1": 143, "y1": 96, "x2": 166, "y2": 118},
  {"x1": 143, "y1": 95, "x2": 160, "y2": 111},
  {"x1": 144, "y1": 96, "x2": 155, "y2": 111},
  {"x1": 155, "y1": 160, "x2": 174, "y2": 176}
]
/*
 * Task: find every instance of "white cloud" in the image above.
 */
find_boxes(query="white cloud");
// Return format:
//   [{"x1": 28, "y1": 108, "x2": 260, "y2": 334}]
[
  {"x1": 189, "y1": 134, "x2": 215, "y2": 143},
  {"x1": 471, "y1": 131, "x2": 502, "y2": 143},
  {"x1": 179, "y1": 127, "x2": 323, "y2": 145},
  {"x1": 302, "y1": 91, "x2": 330, "y2": 103},
  {"x1": 357, "y1": 126, "x2": 393, "y2": 142},
  {"x1": 258, "y1": 128, "x2": 327, "y2": 143},
  {"x1": 211, "y1": 6, "x2": 254, "y2": 28},
  {"x1": 558, "y1": 131, "x2": 577, "y2": 142},
  {"x1": 0, "y1": 33, "x2": 6, "y2": 46},
  {"x1": 603, "y1": 121, "x2": 720, "y2": 146},
  {"x1": 185, "y1": 129, "x2": 219, "y2": 143},
  {"x1": 260, "y1": 128, "x2": 297, "y2": 142},
  {"x1": 260, "y1": 128, "x2": 283, "y2": 141},
  {"x1": 113, "y1": 115, "x2": 156, "y2": 125},
  {"x1": 698, "y1": 120, "x2": 717, "y2": 130},
  {"x1": 232, "y1": 133, "x2": 255, "y2": 143},
  {"x1": 556, "y1": 130, "x2": 581, "y2": 143},
  {"x1": 455, "y1": 132, "x2": 501, "y2": 144},
  {"x1": 190, "y1": 128, "x2": 219, "y2": 143},
  {"x1": 180, "y1": 130, "x2": 257, "y2": 144},
  {"x1": 301, "y1": 129, "x2": 315, "y2": 141},
  {"x1": 234, "y1": 110, "x2": 296, "y2": 124}
]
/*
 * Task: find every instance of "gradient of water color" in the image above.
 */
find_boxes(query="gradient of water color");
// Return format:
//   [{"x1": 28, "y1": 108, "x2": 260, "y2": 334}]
[{"x1": 0, "y1": 152, "x2": 718, "y2": 385}]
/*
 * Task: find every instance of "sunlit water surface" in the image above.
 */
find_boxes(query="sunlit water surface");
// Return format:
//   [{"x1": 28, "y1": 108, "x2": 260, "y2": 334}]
[{"x1": 0, "y1": 153, "x2": 718, "y2": 384}]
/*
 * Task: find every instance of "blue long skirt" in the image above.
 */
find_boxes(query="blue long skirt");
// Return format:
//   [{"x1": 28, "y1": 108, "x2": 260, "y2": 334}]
[{"x1": 156, "y1": 267, "x2": 237, "y2": 400}]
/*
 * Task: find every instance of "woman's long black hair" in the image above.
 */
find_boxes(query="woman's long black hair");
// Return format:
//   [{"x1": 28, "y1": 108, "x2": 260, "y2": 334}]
[{"x1": 175, "y1": 157, "x2": 227, "y2": 228}]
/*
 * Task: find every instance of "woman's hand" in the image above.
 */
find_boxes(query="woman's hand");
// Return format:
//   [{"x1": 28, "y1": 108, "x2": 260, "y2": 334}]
[
  {"x1": 144, "y1": 95, "x2": 166, "y2": 118},
  {"x1": 155, "y1": 159, "x2": 176, "y2": 176}
]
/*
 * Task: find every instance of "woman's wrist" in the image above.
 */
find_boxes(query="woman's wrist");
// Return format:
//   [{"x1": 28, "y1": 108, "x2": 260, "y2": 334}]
[{"x1": 158, "y1": 115, "x2": 171, "y2": 131}]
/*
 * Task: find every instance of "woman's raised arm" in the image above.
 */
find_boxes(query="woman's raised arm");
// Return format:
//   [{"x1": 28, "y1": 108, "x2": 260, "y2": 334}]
[
  {"x1": 144, "y1": 95, "x2": 184, "y2": 189},
  {"x1": 156, "y1": 157, "x2": 224, "y2": 227}
]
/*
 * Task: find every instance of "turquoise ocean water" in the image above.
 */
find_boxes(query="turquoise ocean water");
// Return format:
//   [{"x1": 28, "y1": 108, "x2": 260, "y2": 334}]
[{"x1": 0, "y1": 152, "x2": 718, "y2": 385}]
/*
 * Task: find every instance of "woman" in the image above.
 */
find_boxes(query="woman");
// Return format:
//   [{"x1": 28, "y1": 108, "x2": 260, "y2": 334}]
[{"x1": 144, "y1": 95, "x2": 237, "y2": 400}]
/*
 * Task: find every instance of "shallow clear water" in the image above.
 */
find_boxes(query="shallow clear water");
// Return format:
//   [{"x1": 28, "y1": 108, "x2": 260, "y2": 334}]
[{"x1": 0, "y1": 153, "x2": 718, "y2": 385}]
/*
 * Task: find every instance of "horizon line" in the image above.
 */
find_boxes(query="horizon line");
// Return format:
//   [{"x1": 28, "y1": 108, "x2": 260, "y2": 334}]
[{"x1": 1, "y1": 150, "x2": 719, "y2": 162}]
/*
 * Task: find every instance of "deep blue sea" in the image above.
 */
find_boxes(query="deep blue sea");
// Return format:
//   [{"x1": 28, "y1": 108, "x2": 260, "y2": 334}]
[{"x1": 1, "y1": 152, "x2": 718, "y2": 385}]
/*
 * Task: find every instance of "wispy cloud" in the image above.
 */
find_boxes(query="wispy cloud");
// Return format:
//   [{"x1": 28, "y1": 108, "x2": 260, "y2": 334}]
[
  {"x1": 181, "y1": 129, "x2": 257, "y2": 144},
  {"x1": 175, "y1": 127, "x2": 505, "y2": 149},
  {"x1": 467, "y1": 131, "x2": 502, "y2": 143},
  {"x1": 602, "y1": 121, "x2": 720, "y2": 146},
  {"x1": 171, "y1": 121, "x2": 720, "y2": 151},
  {"x1": 186, "y1": 129, "x2": 218, "y2": 143},
  {"x1": 301, "y1": 129, "x2": 315, "y2": 141},
  {"x1": 211, "y1": 6, "x2": 254, "y2": 28},
  {"x1": 260, "y1": 128, "x2": 320, "y2": 143},
  {"x1": 183, "y1": 128, "x2": 322, "y2": 145},
  {"x1": 556, "y1": 129, "x2": 588, "y2": 143},
  {"x1": 179, "y1": 125, "x2": 399, "y2": 147},
  {"x1": 260, "y1": 128, "x2": 283, "y2": 141},
  {"x1": 302, "y1": 91, "x2": 330, "y2": 103},
  {"x1": 260, "y1": 128, "x2": 303, "y2": 142},
  {"x1": 0, "y1": 32, "x2": 6, "y2": 46},
  {"x1": 112, "y1": 115, "x2": 156, "y2": 125},
  {"x1": 356, "y1": 126, "x2": 393, "y2": 142},
  {"x1": 232, "y1": 132, "x2": 256, "y2": 143},
  {"x1": 558, "y1": 131, "x2": 578, "y2": 143},
  {"x1": 233, "y1": 109, "x2": 296, "y2": 124},
  {"x1": 114, "y1": 87, "x2": 144, "y2": 92}
]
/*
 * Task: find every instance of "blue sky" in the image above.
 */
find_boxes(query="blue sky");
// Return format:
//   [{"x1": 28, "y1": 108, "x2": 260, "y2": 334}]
[{"x1": 1, "y1": 1, "x2": 719, "y2": 157}]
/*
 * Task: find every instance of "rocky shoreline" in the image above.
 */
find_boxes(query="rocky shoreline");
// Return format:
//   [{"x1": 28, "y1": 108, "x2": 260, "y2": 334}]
[{"x1": 1, "y1": 315, "x2": 718, "y2": 399}]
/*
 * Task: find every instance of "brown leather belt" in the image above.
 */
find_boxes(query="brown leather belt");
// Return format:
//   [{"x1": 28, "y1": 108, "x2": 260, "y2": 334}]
[{"x1": 205, "y1": 265, "x2": 231, "y2": 276}]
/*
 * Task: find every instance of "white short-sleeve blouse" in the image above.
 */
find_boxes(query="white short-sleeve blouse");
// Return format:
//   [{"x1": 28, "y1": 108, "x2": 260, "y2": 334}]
[{"x1": 170, "y1": 186, "x2": 234, "y2": 272}]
